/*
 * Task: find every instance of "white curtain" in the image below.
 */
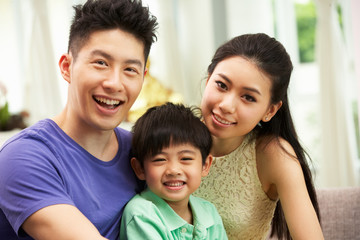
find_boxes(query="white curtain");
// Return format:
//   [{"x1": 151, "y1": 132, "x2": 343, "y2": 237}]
[
  {"x1": 148, "y1": 0, "x2": 215, "y2": 106},
  {"x1": 351, "y1": 1, "x2": 360, "y2": 147},
  {"x1": 21, "y1": 0, "x2": 63, "y2": 125},
  {"x1": 315, "y1": 0, "x2": 359, "y2": 187}
]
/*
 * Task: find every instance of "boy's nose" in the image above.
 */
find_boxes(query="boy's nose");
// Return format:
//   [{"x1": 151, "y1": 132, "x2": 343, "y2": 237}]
[{"x1": 165, "y1": 164, "x2": 182, "y2": 176}]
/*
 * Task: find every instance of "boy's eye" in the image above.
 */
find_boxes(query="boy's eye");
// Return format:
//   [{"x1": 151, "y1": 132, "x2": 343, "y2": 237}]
[
  {"x1": 152, "y1": 158, "x2": 166, "y2": 162},
  {"x1": 181, "y1": 157, "x2": 194, "y2": 161},
  {"x1": 215, "y1": 81, "x2": 227, "y2": 90}
]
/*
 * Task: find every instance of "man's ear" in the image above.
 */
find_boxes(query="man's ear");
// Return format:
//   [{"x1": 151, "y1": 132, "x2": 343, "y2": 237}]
[
  {"x1": 262, "y1": 101, "x2": 282, "y2": 122},
  {"x1": 58, "y1": 53, "x2": 72, "y2": 84},
  {"x1": 130, "y1": 157, "x2": 146, "y2": 180},
  {"x1": 201, "y1": 155, "x2": 213, "y2": 177},
  {"x1": 144, "y1": 68, "x2": 148, "y2": 77}
]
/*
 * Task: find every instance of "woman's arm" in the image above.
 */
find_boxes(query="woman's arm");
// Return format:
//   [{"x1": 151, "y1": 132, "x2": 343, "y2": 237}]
[{"x1": 257, "y1": 138, "x2": 324, "y2": 240}]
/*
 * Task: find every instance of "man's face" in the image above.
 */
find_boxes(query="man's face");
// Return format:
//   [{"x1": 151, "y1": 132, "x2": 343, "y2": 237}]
[{"x1": 61, "y1": 29, "x2": 145, "y2": 132}]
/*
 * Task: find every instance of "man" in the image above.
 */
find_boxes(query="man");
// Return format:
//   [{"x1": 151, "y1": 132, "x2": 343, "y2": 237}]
[{"x1": 0, "y1": 0, "x2": 158, "y2": 239}]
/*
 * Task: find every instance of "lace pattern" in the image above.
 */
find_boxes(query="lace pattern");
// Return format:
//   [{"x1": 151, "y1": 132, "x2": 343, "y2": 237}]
[{"x1": 194, "y1": 133, "x2": 277, "y2": 240}]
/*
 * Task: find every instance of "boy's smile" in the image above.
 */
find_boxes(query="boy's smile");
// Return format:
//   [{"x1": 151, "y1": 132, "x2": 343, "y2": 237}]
[{"x1": 134, "y1": 143, "x2": 211, "y2": 209}]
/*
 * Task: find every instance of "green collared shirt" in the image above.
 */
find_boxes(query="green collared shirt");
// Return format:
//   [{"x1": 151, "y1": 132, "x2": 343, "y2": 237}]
[{"x1": 120, "y1": 189, "x2": 228, "y2": 240}]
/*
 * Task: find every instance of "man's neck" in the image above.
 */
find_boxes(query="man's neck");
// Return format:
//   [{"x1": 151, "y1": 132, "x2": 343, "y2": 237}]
[{"x1": 52, "y1": 111, "x2": 119, "y2": 162}]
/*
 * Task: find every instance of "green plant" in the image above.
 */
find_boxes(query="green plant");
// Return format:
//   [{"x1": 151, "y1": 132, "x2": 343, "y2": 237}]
[{"x1": 0, "y1": 101, "x2": 10, "y2": 130}]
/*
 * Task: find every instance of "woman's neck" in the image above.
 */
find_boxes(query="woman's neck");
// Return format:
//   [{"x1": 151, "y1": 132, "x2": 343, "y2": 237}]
[{"x1": 211, "y1": 135, "x2": 245, "y2": 157}]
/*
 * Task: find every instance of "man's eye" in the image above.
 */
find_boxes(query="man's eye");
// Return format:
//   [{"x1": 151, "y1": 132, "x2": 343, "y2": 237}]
[
  {"x1": 96, "y1": 60, "x2": 107, "y2": 66},
  {"x1": 181, "y1": 157, "x2": 193, "y2": 161},
  {"x1": 125, "y1": 67, "x2": 139, "y2": 74}
]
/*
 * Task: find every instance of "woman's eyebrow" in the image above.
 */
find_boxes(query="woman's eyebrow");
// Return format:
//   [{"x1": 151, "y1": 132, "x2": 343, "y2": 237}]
[{"x1": 218, "y1": 73, "x2": 261, "y2": 95}]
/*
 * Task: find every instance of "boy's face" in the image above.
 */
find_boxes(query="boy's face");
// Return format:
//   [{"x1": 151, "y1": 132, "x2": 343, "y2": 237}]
[
  {"x1": 59, "y1": 29, "x2": 145, "y2": 131},
  {"x1": 132, "y1": 143, "x2": 212, "y2": 207}
]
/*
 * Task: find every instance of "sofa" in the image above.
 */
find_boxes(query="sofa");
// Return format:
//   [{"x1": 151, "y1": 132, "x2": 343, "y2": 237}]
[{"x1": 267, "y1": 187, "x2": 360, "y2": 240}]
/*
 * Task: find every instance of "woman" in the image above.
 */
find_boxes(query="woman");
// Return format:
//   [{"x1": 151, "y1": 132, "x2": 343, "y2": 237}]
[{"x1": 195, "y1": 33, "x2": 323, "y2": 240}]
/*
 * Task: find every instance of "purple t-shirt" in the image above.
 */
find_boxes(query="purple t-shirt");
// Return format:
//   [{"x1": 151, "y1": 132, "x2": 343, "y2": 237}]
[{"x1": 0, "y1": 119, "x2": 143, "y2": 240}]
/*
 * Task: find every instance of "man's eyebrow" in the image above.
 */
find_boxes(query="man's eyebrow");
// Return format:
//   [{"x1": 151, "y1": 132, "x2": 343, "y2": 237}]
[
  {"x1": 90, "y1": 49, "x2": 143, "y2": 68},
  {"x1": 90, "y1": 49, "x2": 114, "y2": 61},
  {"x1": 218, "y1": 73, "x2": 261, "y2": 95},
  {"x1": 124, "y1": 59, "x2": 143, "y2": 68}
]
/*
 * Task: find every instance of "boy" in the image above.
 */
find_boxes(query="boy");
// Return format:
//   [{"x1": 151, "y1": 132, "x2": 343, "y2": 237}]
[
  {"x1": 120, "y1": 102, "x2": 228, "y2": 239},
  {"x1": 0, "y1": 0, "x2": 158, "y2": 239}
]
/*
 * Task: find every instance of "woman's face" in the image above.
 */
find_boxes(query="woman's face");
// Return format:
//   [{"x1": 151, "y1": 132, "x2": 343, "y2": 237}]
[{"x1": 201, "y1": 56, "x2": 278, "y2": 141}]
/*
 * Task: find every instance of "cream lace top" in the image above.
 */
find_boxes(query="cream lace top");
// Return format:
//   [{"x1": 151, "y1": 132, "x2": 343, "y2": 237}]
[{"x1": 194, "y1": 133, "x2": 277, "y2": 240}]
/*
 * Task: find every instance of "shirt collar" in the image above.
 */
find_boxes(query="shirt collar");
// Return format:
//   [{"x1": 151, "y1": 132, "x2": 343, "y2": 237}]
[
  {"x1": 189, "y1": 194, "x2": 216, "y2": 229},
  {"x1": 140, "y1": 189, "x2": 188, "y2": 231}
]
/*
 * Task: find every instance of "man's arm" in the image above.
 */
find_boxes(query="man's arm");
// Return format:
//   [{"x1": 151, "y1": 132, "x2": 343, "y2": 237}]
[{"x1": 22, "y1": 204, "x2": 108, "y2": 240}]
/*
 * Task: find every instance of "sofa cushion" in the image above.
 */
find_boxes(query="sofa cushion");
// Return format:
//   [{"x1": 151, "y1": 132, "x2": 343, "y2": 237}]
[{"x1": 317, "y1": 187, "x2": 360, "y2": 240}]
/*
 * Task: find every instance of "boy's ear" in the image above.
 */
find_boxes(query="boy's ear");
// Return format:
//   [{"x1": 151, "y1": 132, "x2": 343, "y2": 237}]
[
  {"x1": 201, "y1": 155, "x2": 213, "y2": 177},
  {"x1": 130, "y1": 157, "x2": 146, "y2": 180}
]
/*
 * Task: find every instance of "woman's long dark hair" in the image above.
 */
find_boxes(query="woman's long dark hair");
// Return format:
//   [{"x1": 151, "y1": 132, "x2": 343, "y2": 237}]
[{"x1": 207, "y1": 33, "x2": 320, "y2": 240}]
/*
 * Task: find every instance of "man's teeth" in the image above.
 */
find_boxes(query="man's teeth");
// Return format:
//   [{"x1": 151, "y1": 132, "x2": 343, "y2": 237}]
[
  {"x1": 165, "y1": 182, "x2": 184, "y2": 187},
  {"x1": 95, "y1": 97, "x2": 120, "y2": 105},
  {"x1": 214, "y1": 114, "x2": 232, "y2": 125}
]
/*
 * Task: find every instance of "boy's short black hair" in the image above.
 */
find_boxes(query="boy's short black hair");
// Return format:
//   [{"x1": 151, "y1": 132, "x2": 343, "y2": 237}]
[
  {"x1": 131, "y1": 102, "x2": 212, "y2": 166},
  {"x1": 68, "y1": 0, "x2": 158, "y2": 61}
]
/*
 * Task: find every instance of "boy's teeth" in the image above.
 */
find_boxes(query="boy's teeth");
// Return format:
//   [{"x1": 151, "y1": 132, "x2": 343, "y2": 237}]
[
  {"x1": 95, "y1": 97, "x2": 120, "y2": 105},
  {"x1": 166, "y1": 182, "x2": 184, "y2": 187}
]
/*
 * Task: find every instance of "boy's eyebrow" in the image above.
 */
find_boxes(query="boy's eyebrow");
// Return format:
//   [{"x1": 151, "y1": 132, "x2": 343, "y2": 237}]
[
  {"x1": 218, "y1": 73, "x2": 262, "y2": 96},
  {"x1": 156, "y1": 149, "x2": 197, "y2": 155},
  {"x1": 90, "y1": 49, "x2": 143, "y2": 68},
  {"x1": 178, "y1": 149, "x2": 197, "y2": 155}
]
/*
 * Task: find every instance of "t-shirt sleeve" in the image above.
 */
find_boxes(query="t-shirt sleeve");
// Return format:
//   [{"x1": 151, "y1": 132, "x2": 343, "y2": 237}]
[{"x1": 0, "y1": 137, "x2": 75, "y2": 236}]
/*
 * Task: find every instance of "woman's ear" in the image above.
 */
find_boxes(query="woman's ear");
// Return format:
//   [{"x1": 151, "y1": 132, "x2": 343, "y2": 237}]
[
  {"x1": 262, "y1": 101, "x2": 282, "y2": 122},
  {"x1": 130, "y1": 157, "x2": 146, "y2": 180},
  {"x1": 58, "y1": 53, "x2": 72, "y2": 83},
  {"x1": 201, "y1": 155, "x2": 213, "y2": 177}
]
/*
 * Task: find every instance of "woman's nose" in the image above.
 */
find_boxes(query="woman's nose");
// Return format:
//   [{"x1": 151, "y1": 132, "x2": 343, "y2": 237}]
[{"x1": 219, "y1": 94, "x2": 236, "y2": 114}]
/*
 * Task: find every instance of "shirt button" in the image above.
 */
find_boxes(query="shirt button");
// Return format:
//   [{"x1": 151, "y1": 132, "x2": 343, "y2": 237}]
[{"x1": 181, "y1": 227, "x2": 187, "y2": 233}]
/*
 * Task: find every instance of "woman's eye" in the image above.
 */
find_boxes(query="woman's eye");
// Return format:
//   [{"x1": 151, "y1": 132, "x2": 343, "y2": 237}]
[
  {"x1": 243, "y1": 95, "x2": 256, "y2": 102},
  {"x1": 215, "y1": 81, "x2": 227, "y2": 90}
]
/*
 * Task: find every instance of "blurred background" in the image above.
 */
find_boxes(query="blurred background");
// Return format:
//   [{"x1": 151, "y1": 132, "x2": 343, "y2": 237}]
[{"x1": 0, "y1": 0, "x2": 359, "y2": 188}]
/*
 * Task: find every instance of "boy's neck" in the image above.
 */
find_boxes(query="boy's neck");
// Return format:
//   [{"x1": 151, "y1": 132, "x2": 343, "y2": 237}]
[{"x1": 167, "y1": 200, "x2": 193, "y2": 225}]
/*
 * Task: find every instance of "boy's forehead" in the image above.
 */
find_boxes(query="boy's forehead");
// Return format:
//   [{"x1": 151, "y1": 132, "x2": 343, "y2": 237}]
[{"x1": 162, "y1": 141, "x2": 201, "y2": 152}]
